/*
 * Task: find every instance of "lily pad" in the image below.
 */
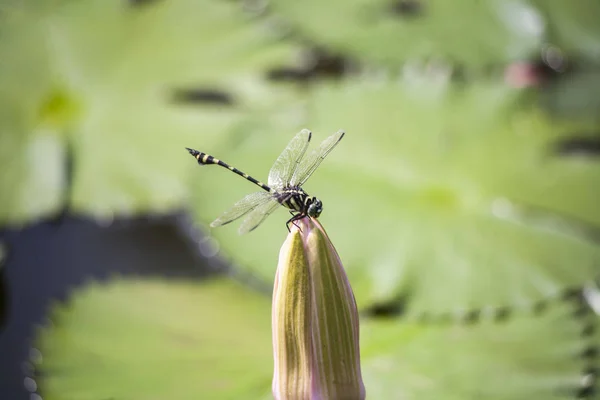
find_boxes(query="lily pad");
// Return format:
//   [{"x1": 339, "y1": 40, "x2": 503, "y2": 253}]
[
  {"x1": 268, "y1": 0, "x2": 545, "y2": 67},
  {"x1": 189, "y1": 79, "x2": 600, "y2": 315},
  {"x1": 35, "y1": 278, "x2": 273, "y2": 400},
  {"x1": 531, "y1": 0, "x2": 600, "y2": 63},
  {"x1": 541, "y1": 71, "x2": 600, "y2": 119},
  {"x1": 35, "y1": 277, "x2": 595, "y2": 399},
  {"x1": 361, "y1": 300, "x2": 592, "y2": 399},
  {"x1": 0, "y1": 0, "x2": 296, "y2": 226}
]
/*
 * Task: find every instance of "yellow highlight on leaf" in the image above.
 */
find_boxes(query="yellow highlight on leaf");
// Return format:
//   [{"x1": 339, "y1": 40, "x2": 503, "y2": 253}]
[{"x1": 37, "y1": 87, "x2": 82, "y2": 130}]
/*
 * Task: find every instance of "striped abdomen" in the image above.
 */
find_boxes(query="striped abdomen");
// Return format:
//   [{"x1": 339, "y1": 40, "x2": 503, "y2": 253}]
[{"x1": 186, "y1": 148, "x2": 272, "y2": 193}]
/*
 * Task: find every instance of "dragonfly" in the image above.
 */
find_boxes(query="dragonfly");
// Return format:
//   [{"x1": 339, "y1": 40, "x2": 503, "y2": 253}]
[{"x1": 186, "y1": 129, "x2": 345, "y2": 234}]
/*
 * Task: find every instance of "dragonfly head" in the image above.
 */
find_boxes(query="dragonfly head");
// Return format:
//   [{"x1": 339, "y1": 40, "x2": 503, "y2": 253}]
[{"x1": 307, "y1": 197, "x2": 323, "y2": 218}]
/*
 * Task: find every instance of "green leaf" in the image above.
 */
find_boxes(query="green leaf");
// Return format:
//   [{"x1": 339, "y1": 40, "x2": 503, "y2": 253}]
[
  {"x1": 0, "y1": 6, "x2": 69, "y2": 224},
  {"x1": 0, "y1": 0, "x2": 295, "y2": 225},
  {"x1": 542, "y1": 71, "x2": 600, "y2": 119},
  {"x1": 190, "y1": 79, "x2": 600, "y2": 314},
  {"x1": 35, "y1": 276, "x2": 595, "y2": 399},
  {"x1": 361, "y1": 301, "x2": 591, "y2": 399},
  {"x1": 268, "y1": 0, "x2": 544, "y2": 67},
  {"x1": 531, "y1": 0, "x2": 600, "y2": 63},
  {"x1": 35, "y1": 278, "x2": 273, "y2": 400}
]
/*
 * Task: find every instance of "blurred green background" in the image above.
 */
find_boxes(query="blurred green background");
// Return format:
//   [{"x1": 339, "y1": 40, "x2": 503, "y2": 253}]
[{"x1": 1, "y1": 0, "x2": 600, "y2": 399}]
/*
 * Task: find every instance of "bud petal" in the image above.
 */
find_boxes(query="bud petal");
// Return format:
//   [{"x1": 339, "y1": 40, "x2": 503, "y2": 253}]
[{"x1": 272, "y1": 218, "x2": 365, "y2": 400}]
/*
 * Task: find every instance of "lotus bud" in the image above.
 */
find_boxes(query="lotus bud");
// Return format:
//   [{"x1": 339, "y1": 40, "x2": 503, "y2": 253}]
[{"x1": 272, "y1": 217, "x2": 365, "y2": 400}]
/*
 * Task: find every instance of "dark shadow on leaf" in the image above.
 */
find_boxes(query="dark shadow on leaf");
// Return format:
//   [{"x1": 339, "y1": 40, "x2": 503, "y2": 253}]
[
  {"x1": 128, "y1": 0, "x2": 162, "y2": 7},
  {"x1": 552, "y1": 135, "x2": 600, "y2": 158},
  {"x1": 364, "y1": 297, "x2": 405, "y2": 318},
  {"x1": 170, "y1": 88, "x2": 235, "y2": 106},
  {"x1": 49, "y1": 138, "x2": 74, "y2": 228},
  {"x1": 267, "y1": 47, "x2": 354, "y2": 83},
  {"x1": 388, "y1": 0, "x2": 424, "y2": 17},
  {"x1": 532, "y1": 299, "x2": 550, "y2": 316}
]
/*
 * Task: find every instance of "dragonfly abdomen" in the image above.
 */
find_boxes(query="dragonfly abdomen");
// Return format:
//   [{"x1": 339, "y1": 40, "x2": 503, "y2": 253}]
[{"x1": 186, "y1": 148, "x2": 272, "y2": 192}]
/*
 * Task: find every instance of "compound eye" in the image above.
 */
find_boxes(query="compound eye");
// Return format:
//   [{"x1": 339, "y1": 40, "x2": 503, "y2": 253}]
[{"x1": 308, "y1": 203, "x2": 321, "y2": 217}]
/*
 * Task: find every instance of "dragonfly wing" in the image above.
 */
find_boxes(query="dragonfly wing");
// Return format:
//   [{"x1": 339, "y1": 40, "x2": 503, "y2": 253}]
[
  {"x1": 267, "y1": 129, "x2": 312, "y2": 189},
  {"x1": 291, "y1": 130, "x2": 345, "y2": 186},
  {"x1": 210, "y1": 192, "x2": 273, "y2": 228},
  {"x1": 238, "y1": 198, "x2": 282, "y2": 234}
]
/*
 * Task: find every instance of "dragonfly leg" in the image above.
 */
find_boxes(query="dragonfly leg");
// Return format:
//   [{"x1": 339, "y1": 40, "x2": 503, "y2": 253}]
[
  {"x1": 286, "y1": 212, "x2": 305, "y2": 233},
  {"x1": 285, "y1": 213, "x2": 295, "y2": 232},
  {"x1": 285, "y1": 211, "x2": 295, "y2": 232}
]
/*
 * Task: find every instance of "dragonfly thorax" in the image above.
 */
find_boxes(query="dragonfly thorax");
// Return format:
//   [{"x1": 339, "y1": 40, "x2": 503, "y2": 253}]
[{"x1": 276, "y1": 188, "x2": 322, "y2": 219}]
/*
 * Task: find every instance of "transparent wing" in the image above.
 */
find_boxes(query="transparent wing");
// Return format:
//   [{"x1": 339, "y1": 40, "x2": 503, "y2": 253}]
[
  {"x1": 290, "y1": 130, "x2": 345, "y2": 186},
  {"x1": 210, "y1": 191, "x2": 273, "y2": 228},
  {"x1": 238, "y1": 198, "x2": 282, "y2": 234},
  {"x1": 267, "y1": 129, "x2": 312, "y2": 189}
]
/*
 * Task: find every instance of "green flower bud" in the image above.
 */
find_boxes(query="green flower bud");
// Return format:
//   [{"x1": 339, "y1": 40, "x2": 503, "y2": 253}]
[{"x1": 272, "y1": 218, "x2": 365, "y2": 400}]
